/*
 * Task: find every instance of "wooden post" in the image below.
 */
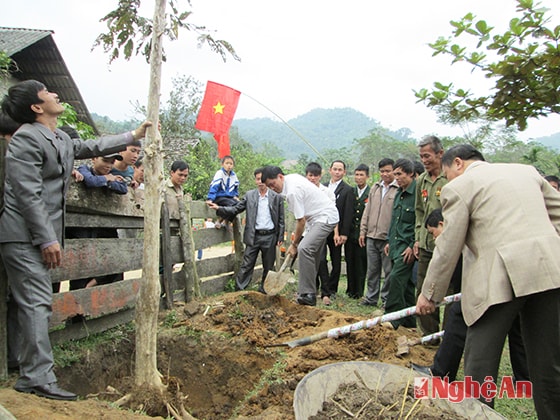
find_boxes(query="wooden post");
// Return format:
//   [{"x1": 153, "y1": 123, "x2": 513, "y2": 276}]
[
  {"x1": 232, "y1": 215, "x2": 244, "y2": 274},
  {"x1": 178, "y1": 196, "x2": 201, "y2": 301},
  {"x1": 0, "y1": 137, "x2": 7, "y2": 379},
  {"x1": 160, "y1": 201, "x2": 173, "y2": 309}
]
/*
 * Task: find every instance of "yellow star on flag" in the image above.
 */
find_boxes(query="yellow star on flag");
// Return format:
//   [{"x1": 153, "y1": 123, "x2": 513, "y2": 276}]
[{"x1": 213, "y1": 101, "x2": 225, "y2": 114}]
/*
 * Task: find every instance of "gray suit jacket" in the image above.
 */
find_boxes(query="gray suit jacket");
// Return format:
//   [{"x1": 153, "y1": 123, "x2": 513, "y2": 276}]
[
  {"x1": 422, "y1": 161, "x2": 560, "y2": 325},
  {"x1": 0, "y1": 122, "x2": 131, "y2": 246},
  {"x1": 217, "y1": 188, "x2": 285, "y2": 246}
]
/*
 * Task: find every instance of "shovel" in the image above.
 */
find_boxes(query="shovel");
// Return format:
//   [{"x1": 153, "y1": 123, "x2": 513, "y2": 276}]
[
  {"x1": 396, "y1": 330, "x2": 445, "y2": 356},
  {"x1": 267, "y1": 293, "x2": 461, "y2": 348},
  {"x1": 263, "y1": 253, "x2": 294, "y2": 295}
]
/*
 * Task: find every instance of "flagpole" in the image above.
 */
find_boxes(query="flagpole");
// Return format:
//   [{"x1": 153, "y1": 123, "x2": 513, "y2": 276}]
[{"x1": 240, "y1": 92, "x2": 328, "y2": 164}]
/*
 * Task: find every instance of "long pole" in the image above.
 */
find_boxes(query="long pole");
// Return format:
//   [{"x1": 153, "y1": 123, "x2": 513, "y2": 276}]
[{"x1": 282, "y1": 293, "x2": 461, "y2": 348}]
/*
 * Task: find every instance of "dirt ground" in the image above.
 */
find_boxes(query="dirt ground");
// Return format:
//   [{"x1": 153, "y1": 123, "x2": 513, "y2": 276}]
[{"x1": 0, "y1": 291, "x2": 437, "y2": 419}]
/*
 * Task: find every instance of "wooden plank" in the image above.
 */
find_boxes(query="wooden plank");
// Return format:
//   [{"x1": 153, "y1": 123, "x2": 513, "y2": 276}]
[
  {"x1": 50, "y1": 278, "x2": 141, "y2": 327},
  {"x1": 189, "y1": 201, "x2": 223, "y2": 219},
  {"x1": 196, "y1": 253, "x2": 235, "y2": 278},
  {"x1": 65, "y1": 182, "x2": 144, "y2": 217},
  {"x1": 66, "y1": 213, "x2": 145, "y2": 229},
  {"x1": 51, "y1": 238, "x2": 144, "y2": 282},
  {"x1": 50, "y1": 309, "x2": 135, "y2": 345},
  {"x1": 192, "y1": 228, "x2": 233, "y2": 249},
  {"x1": 200, "y1": 273, "x2": 234, "y2": 296}
]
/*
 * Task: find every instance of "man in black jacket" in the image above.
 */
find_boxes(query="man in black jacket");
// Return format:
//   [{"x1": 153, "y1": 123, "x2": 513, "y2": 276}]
[{"x1": 322, "y1": 160, "x2": 354, "y2": 304}]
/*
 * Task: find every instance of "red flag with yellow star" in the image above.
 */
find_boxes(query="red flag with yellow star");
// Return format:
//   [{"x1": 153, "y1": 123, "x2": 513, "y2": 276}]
[{"x1": 195, "y1": 81, "x2": 241, "y2": 158}]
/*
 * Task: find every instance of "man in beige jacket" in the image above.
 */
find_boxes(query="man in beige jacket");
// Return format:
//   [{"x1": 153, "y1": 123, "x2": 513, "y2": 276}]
[
  {"x1": 359, "y1": 158, "x2": 398, "y2": 307},
  {"x1": 417, "y1": 144, "x2": 560, "y2": 419}
]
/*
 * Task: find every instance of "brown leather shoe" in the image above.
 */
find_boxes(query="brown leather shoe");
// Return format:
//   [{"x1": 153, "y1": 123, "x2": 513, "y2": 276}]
[{"x1": 15, "y1": 382, "x2": 77, "y2": 401}]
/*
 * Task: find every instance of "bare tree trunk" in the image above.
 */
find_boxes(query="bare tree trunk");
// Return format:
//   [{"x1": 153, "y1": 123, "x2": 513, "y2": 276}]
[{"x1": 135, "y1": 0, "x2": 166, "y2": 388}]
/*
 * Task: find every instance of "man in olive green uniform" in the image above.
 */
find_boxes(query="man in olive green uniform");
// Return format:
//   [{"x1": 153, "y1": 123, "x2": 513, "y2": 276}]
[
  {"x1": 413, "y1": 135, "x2": 447, "y2": 335},
  {"x1": 385, "y1": 159, "x2": 417, "y2": 329}
]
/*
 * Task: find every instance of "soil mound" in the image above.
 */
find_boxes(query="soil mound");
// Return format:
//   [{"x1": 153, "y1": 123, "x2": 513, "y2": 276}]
[{"x1": 1, "y1": 291, "x2": 435, "y2": 419}]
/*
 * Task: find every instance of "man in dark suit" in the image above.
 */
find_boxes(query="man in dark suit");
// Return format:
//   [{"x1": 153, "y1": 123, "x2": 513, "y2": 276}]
[
  {"x1": 345, "y1": 164, "x2": 370, "y2": 299},
  {"x1": 323, "y1": 160, "x2": 354, "y2": 304},
  {"x1": 0, "y1": 80, "x2": 151, "y2": 401},
  {"x1": 211, "y1": 168, "x2": 285, "y2": 292}
]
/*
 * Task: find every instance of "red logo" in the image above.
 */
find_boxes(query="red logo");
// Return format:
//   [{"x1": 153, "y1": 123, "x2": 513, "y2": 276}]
[{"x1": 413, "y1": 376, "x2": 532, "y2": 403}]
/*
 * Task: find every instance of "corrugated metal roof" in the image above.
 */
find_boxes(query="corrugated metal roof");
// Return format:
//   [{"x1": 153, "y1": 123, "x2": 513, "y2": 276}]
[
  {"x1": 0, "y1": 27, "x2": 52, "y2": 56},
  {"x1": 0, "y1": 27, "x2": 98, "y2": 133}
]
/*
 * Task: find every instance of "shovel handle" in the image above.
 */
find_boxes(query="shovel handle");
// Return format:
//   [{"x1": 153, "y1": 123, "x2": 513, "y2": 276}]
[{"x1": 278, "y1": 253, "x2": 293, "y2": 273}]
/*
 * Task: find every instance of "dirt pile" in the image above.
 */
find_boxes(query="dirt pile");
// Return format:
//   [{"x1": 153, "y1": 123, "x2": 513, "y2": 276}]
[{"x1": 0, "y1": 291, "x2": 436, "y2": 419}]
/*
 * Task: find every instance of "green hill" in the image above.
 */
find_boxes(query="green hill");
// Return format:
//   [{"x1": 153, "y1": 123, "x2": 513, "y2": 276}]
[
  {"x1": 536, "y1": 133, "x2": 560, "y2": 151},
  {"x1": 233, "y1": 107, "x2": 379, "y2": 159}
]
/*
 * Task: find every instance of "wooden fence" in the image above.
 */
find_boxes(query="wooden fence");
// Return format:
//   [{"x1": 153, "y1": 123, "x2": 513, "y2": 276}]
[{"x1": 0, "y1": 166, "x2": 252, "y2": 379}]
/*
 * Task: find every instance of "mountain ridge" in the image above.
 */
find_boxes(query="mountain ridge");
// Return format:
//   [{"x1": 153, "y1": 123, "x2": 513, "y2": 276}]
[{"x1": 233, "y1": 107, "x2": 560, "y2": 158}]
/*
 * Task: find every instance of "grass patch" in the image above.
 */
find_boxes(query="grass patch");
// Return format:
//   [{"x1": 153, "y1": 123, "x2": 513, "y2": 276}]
[
  {"x1": 224, "y1": 277, "x2": 236, "y2": 292},
  {"x1": 163, "y1": 310, "x2": 178, "y2": 328},
  {"x1": 247, "y1": 357, "x2": 287, "y2": 394},
  {"x1": 229, "y1": 303, "x2": 245, "y2": 320},
  {"x1": 53, "y1": 323, "x2": 134, "y2": 368},
  {"x1": 231, "y1": 353, "x2": 289, "y2": 418}
]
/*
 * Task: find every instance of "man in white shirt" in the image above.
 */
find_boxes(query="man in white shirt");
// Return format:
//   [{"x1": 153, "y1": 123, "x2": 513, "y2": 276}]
[{"x1": 262, "y1": 166, "x2": 339, "y2": 306}]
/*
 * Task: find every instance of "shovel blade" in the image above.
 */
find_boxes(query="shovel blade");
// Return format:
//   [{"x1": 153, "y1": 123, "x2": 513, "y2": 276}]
[
  {"x1": 396, "y1": 335, "x2": 410, "y2": 356},
  {"x1": 263, "y1": 254, "x2": 293, "y2": 295},
  {"x1": 264, "y1": 270, "x2": 289, "y2": 295}
]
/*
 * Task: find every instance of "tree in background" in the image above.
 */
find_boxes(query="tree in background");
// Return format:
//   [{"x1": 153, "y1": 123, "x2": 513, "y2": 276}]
[
  {"x1": 93, "y1": 113, "x2": 139, "y2": 134},
  {"x1": 355, "y1": 127, "x2": 418, "y2": 169},
  {"x1": 58, "y1": 103, "x2": 96, "y2": 139},
  {"x1": 414, "y1": 0, "x2": 560, "y2": 131},
  {"x1": 157, "y1": 74, "x2": 203, "y2": 162},
  {"x1": 133, "y1": 73, "x2": 203, "y2": 169},
  {"x1": 0, "y1": 51, "x2": 11, "y2": 90}
]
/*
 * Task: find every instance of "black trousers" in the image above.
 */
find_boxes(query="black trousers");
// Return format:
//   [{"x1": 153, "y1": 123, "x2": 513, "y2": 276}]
[
  {"x1": 344, "y1": 239, "x2": 367, "y2": 299},
  {"x1": 464, "y1": 289, "x2": 560, "y2": 419},
  {"x1": 236, "y1": 232, "x2": 276, "y2": 290},
  {"x1": 324, "y1": 232, "x2": 343, "y2": 296},
  {"x1": 432, "y1": 301, "x2": 529, "y2": 382}
]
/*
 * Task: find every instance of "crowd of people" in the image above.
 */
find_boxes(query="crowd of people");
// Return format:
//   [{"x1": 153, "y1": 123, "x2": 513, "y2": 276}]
[
  {"x1": 1, "y1": 79, "x2": 560, "y2": 418},
  {"x1": 243, "y1": 139, "x2": 560, "y2": 418}
]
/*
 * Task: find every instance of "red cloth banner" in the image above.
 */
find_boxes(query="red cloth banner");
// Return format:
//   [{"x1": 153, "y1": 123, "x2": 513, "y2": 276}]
[
  {"x1": 213, "y1": 133, "x2": 231, "y2": 158},
  {"x1": 195, "y1": 81, "x2": 240, "y2": 157}
]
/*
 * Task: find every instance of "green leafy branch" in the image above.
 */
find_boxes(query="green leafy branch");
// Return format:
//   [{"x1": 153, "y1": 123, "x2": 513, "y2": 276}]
[
  {"x1": 58, "y1": 103, "x2": 97, "y2": 139},
  {"x1": 414, "y1": 0, "x2": 560, "y2": 131},
  {"x1": 93, "y1": 0, "x2": 240, "y2": 63},
  {"x1": 0, "y1": 51, "x2": 13, "y2": 80}
]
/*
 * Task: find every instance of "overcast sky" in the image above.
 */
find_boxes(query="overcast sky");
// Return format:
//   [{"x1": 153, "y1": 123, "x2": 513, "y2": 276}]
[{"x1": 2, "y1": 0, "x2": 560, "y2": 141}]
